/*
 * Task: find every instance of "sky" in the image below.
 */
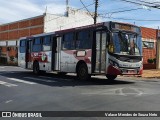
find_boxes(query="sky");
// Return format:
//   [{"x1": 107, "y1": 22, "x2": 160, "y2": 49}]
[{"x1": 0, "y1": 0, "x2": 160, "y2": 28}]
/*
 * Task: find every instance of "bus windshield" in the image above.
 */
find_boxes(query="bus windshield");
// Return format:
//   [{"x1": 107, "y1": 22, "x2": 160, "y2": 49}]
[{"x1": 112, "y1": 32, "x2": 142, "y2": 56}]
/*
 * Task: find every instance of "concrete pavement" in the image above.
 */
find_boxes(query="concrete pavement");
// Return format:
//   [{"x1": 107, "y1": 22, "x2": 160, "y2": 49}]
[{"x1": 142, "y1": 69, "x2": 160, "y2": 78}]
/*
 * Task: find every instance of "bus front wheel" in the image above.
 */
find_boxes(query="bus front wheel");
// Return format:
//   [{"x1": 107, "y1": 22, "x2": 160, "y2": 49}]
[
  {"x1": 33, "y1": 62, "x2": 40, "y2": 75},
  {"x1": 77, "y1": 63, "x2": 91, "y2": 81},
  {"x1": 106, "y1": 74, "x2": 117, "y2": 80}
]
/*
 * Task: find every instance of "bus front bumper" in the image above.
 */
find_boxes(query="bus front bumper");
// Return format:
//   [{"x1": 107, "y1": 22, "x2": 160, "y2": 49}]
[{"x1": 107, "y1": 65, "x2": 143, "y2": 75}]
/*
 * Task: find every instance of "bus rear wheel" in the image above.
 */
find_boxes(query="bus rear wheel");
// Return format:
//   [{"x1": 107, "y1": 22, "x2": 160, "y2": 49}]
[
  {"x1": 77, "y1": 63, "x2": 91, "y2": 81},
  {"x1": 106, "y1": 74, "x2": 117, "y2": 80},
  {"x1": 33, "y1": 62, "x2": 40, "y2": 75}
]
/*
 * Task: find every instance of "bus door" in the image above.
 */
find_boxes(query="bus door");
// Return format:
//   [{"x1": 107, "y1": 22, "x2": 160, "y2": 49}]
[
  {"x1": 25, "y1": 40, "x2": 32, "y2": 69},
  {"x1": 94, "y1": 30, "x2": 107, "y2": 73},
  {"x1": 52, "y1": 36, "x2": 61, "y2": 71}
]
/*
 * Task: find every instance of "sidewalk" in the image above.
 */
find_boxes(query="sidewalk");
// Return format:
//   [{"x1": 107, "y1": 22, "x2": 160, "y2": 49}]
[
  {"x1": 118, "y1": 69, "x2": 160, "y2": 80},
  {"x1": 142, "y1": 69, "x2": 160, "y2": 78}
]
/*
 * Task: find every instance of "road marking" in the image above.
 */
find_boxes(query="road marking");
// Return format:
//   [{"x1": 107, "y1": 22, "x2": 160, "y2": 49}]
[
  {"x1": 7, "y1": 78, "x2": 36, "y2": 85},
  {"x1": 0, "y1": 80, "x2": 18, "y2": 87},
  {"x1": 118, "y1": 88, "x2": 127, "y2": 96},
  {"x1": 81, "y1": 88, "x2": 125, "y2": 95},
  {"x1": 24, "y1": 77, "x2": 56, "y2": 83},
  {"x1": 81, "y1": 87, "x2": 146, "y2": 97},
  {"x1": 130, "y1": 88, "x2": 143, "y2": 96},
  {"x1": 5, "y1": 100, "x2": 13, "y2": 104}
]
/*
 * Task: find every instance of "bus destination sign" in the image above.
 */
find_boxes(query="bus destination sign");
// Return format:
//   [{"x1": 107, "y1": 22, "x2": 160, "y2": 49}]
[{"x1": 113, "y1": 23, "x2": 135, "y2": 32}]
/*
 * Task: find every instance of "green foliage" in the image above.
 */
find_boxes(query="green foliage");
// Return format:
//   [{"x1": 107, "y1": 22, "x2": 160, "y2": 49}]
[
  {"x1": 153, "y1": 58, "x2": 156, "y2": 64},
  {"x1": 147, "y1": 58, "x2": 156, "y2": 64},
  {"x1": 147, "y1": 59, "x2": 153, "y2": 63},
  {"x1": 10, "y1": 56, "x2": 14, "y2": 62}
]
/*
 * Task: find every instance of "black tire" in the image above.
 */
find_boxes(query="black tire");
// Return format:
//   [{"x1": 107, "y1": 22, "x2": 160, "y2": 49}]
[
  {"x1": 33, "y1": 62, "x2": 40, "y2": 75},
  {"x1": 106, "y1": 74, "x2": 117, "y2": 80},
  {"x1": 77, "y1": 63, "x2": 91, "y2": 81}
]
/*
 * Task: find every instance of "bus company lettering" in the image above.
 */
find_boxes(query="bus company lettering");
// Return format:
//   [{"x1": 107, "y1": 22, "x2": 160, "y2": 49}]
[
  {"x1": 28, "y1": 113, "x2": 42, "y2": 117},
  {"x1": 12, "y1": 112, "x2": 42, "y2": 117}
]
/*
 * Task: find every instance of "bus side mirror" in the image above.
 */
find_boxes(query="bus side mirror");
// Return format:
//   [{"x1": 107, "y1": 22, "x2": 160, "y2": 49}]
[{"x1": 108, "y1": 44, "x2": 114, "y2": 53}]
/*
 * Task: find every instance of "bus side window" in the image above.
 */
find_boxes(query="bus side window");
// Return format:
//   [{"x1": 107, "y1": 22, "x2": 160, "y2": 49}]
[
  {"x1": 20, "y1": 40, "x2": 26, "y2": 53},
  {"x1": 62, "y1": 33, "x2": 74, "y2": 50},
  {"x1": 32, "y1": 37, "x2": 42, "y2": 52},
  {"x1": 43, "y1": 36, "x2": 51, "y2": 51},
  {"x1": 76, "y1": 30, "x2": 91, "y2": 49}
]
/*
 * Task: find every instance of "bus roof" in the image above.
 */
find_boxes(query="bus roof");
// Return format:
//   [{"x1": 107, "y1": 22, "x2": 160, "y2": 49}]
[{"x1": 32, "y1": 32, "x2": 55, "y2": 37}]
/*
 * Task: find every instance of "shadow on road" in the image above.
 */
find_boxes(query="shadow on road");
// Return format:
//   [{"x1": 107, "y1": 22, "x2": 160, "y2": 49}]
[{"x1": 0, "y1": 71, "x2": 135, "y2": 87}]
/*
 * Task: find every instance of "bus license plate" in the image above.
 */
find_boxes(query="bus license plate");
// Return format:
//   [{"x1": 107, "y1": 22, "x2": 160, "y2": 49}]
[{"x1": 127, "y1": 70, "x2": 136, "y2": 74}]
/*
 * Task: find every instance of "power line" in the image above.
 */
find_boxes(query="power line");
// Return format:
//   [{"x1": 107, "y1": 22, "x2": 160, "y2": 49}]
[
  {"x1": 119, "y1": 0, "x2": 160, "y2": 9},
  {"x1": 100, "y1": 7, "x2": 143, "y2": 17},
  {"x1": 119, "y1": 0, "x2": 151, "y2": 6},
  {"x1": 79, "y1": 0, "x2": 98, "y2": 24},
  {"x1": 106, "y1": 6, "x2": 136, "y2": 12},
  {"x1": 77, "y1": 2, "x2": 95, "y2": 11},
  {"x1": 79, "y1": 0, "x2": 94, "y2": 18},
  {"x1": 134, "y1": 0, "x2": 160, "y2": 6},
  {"x1": 134, "y1": 0, "x2": 160, "y2": 8},
  {"x1": 101, "y1": 16, "x2": 160, "y2": 21}
]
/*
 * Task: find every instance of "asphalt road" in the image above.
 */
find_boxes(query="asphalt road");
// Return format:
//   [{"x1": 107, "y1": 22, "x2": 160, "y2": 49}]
[{"x1": 0, "y1": 66, "x2": 160, "y2": 120}]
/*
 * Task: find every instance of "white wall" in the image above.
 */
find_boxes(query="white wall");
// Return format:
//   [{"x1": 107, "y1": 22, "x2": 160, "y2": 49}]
[
  {"x1": 44, "y1": 8, "x2": 94, "y2": 33},
  {"x1": 8, "y1": 40, "x2": 17, "y2": 46},
  {"x1": 0, "y1": 41, "x2": 7, "y2": 46}
]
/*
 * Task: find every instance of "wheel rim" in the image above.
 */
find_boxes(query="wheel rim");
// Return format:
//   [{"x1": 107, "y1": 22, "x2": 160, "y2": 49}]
[
  {"x1": 78, "y1": 65, "x2": 88, "y2": 80},
  {"x1": 79, "y1": 67, "x2": 86, "y2": 78}
]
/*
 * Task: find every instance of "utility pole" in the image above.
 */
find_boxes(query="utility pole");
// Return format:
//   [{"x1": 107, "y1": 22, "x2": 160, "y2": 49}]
[
  {"x1": 94, "y1": 0, "x2": 98, "y2": 24},
  {"x1": 66, "y1": 0, "x2": 69, "y2": 16},
  {"x1": 156, "y1": 26, "x2": 160, "y2": 69}
]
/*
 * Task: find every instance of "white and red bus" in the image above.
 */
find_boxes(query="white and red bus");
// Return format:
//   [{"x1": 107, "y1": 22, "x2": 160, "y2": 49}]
[{"x1": 18, "y1": 21, "x2": 143, "y2": 80}]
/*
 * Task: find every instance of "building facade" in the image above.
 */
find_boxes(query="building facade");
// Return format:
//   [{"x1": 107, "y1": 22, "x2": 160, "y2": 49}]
[
  {"x1": 0, "y1": 8, "x2": 94, "y2": 65},
  {"x1": 141, "y1": 27, "x2": 158, "y2": 69}
]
